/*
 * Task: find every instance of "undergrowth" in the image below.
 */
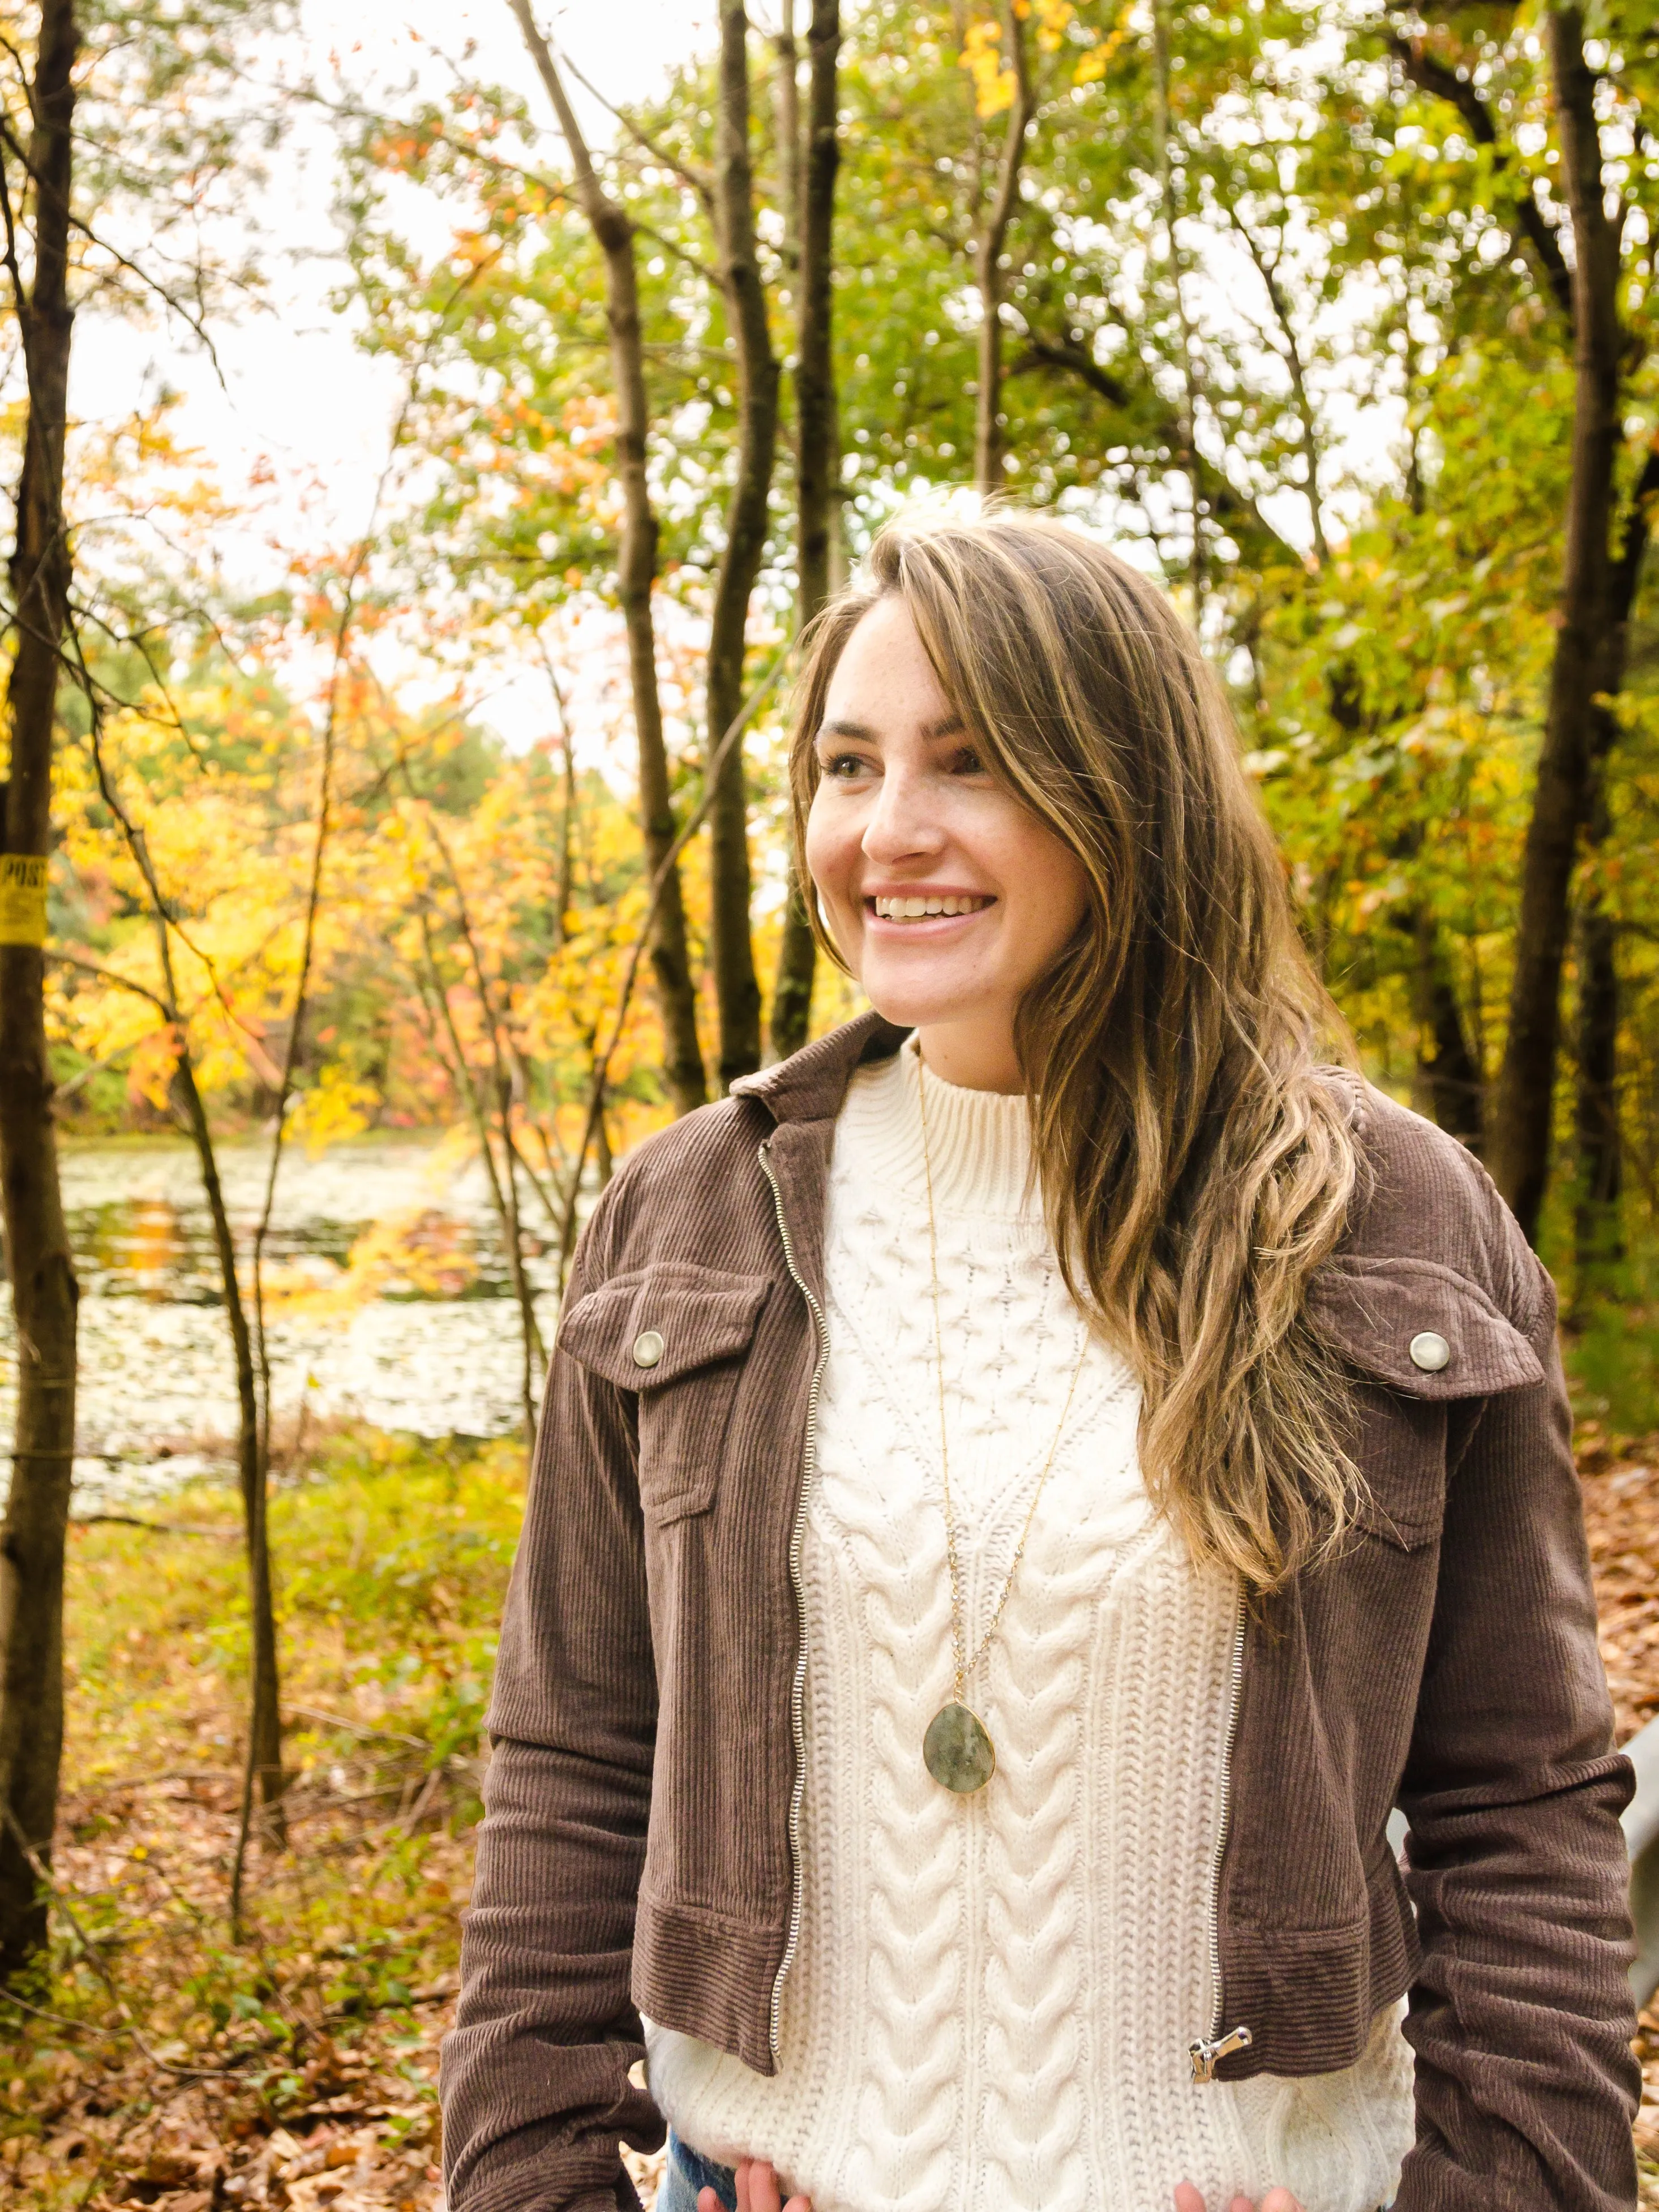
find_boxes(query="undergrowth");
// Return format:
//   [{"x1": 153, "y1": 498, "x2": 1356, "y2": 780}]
[{"x1": 1, "y1": 1429, "x2": 526, "y2": 2211}]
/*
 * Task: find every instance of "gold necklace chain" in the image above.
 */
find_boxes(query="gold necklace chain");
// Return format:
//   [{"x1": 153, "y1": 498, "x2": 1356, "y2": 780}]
[{"x1": 917, "y1": 1053, "x2": 1090, "y2": 1712}]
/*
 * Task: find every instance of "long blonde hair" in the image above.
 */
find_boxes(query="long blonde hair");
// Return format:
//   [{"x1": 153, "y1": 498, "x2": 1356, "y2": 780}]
[{"x1": 789, "y1": 512, "x2": 1364, "y2": 1593}]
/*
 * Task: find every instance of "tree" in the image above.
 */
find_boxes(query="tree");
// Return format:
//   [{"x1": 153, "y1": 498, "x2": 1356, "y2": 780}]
[
  {"x1": 770, "y1": 0, "x2": 841, "y2": 1064},
  {"x1": 706, "y1": 0, "x2": 781, "y2": 1089},
  {"x1": 1488, "y1": 8, "x2": 1630, "y2": 1242},
  {"x1": 67, "y1": 702, "x2": 285, "y2": 1910},
  {"x1": 969, "y1": 0, "x2": 1033, "y2": 495},
  {"x1": 507, "y1": 0, "x2": 708, "y2": 1118},
  {"x1": 0, "y1": 0, "x2": 79, "y2": 1982},
  {"x1": 1572, "y1": 448, "x2": 1659, "y2": 1283}
]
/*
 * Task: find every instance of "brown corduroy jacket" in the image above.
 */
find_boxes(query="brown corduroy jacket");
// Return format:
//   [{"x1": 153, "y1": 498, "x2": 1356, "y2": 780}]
[{"x1": 441, "y1": 1014, "x2": 1640, "y2": 2212}]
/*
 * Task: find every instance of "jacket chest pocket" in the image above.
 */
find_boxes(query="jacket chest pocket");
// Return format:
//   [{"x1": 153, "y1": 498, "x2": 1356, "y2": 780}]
[
  {"x1": 556, "y1": 1261, "x2": 772, "y2": 1523},
  {"x1": 1307, "y1": 1253, "x2": 1546, "y2": 1549}
]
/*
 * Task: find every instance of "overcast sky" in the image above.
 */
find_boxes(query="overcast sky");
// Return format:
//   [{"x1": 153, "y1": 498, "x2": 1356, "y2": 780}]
[{"x1": 72, "y1": 2, "x2": 719, "y2": 745}]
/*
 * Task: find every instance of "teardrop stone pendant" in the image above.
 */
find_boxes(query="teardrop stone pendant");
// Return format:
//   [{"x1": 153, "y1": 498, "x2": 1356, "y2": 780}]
[{"x1": 923, "y1": 1701, "x2": 996, "y2": 1794}]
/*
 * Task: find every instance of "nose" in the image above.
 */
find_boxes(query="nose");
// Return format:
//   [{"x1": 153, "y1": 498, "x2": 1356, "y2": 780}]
[{"x1": 860, "y1": 761, "x2": 946, "y2": 868}]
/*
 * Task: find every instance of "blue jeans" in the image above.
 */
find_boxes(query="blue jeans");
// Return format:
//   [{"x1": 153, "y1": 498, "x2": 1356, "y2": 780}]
[
  {"x1": 654, "y1": 2135, "x2": 1391, "y2": 2211},
  {"x1": 657, "y1": 2133, "x2": 738, "y2": 2212}
]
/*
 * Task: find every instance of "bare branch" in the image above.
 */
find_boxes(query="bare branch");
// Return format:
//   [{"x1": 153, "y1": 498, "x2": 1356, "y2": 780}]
[
  {"x1": 553, "y1": 40, "x2": 716, "y2": 210},
  {"x1": 1384, "y1": 24, "x2": 1574, "y2": 327},
  {"x1": 47, "y1": 950, "x2": 170, "y2": 1013}
]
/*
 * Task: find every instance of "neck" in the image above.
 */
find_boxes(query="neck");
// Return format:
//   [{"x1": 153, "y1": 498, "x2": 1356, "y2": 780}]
[{"x1": 914, "y1": 1015, "x2": 1026, "y2": 1094}]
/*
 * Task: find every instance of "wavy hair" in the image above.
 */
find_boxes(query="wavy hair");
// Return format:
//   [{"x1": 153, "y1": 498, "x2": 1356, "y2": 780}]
[{"x1": 788, "y1": 512, "x2": 1365, "y2": 1592}]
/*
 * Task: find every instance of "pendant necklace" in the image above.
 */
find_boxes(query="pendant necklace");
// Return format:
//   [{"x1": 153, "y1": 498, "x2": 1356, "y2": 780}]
[{"x1": 916, "y1": 1056, "x2": 1088, "y2": 1795}]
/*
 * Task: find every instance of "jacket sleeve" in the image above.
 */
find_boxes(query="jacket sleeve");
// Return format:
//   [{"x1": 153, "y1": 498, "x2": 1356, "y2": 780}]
[
  {"x1": 1395, "y1": 1216, "x2": 1640, "y2": 2212},
  {"x1": 440, "y1": 1182, "x2": 665, "y2": 2212}
]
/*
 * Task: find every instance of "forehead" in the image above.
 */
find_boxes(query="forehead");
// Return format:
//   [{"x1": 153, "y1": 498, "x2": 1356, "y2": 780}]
[{"x1": 821, "y1": 597, "x2": 955, "y2": 732}]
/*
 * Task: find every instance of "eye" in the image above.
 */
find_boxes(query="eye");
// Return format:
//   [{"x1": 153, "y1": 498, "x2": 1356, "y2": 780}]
[
  {"x1": 820, "y1": 749, "x2": 873, "y2": 780},
  {"x1": 948, "y1": 744, "x2": 988, "y2": 776}
]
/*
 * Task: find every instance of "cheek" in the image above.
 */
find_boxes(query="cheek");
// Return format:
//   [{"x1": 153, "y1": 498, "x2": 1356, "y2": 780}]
[
  {"x1": 1009, "y1": 828, "x2": 1092, "y2": 965},
  {"x1": 804, "y1": 792, "x2": 856, "y2": 907}
]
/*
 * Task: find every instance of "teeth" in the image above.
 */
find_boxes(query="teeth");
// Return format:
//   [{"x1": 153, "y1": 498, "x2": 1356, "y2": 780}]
[{"x1": 872, "y1": 894, "x2": 988, "y2": 920}]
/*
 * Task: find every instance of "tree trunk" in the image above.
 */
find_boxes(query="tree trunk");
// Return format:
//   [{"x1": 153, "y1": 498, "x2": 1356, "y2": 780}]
[
  {"x1": 0, "y1": 0, "x2": 79, "y2": 1983},
  {"x1": 1487, "y1": 7, "x2": 1622, "y2": 1242},
  {"x1": 413, "y1": 907, "x2": 544, "y2": 1437},
  {"x1": 770, "y1": 0, "x2": 840, "y2": 1064},
  {"x1": 1152, "y1": 0, "x2": 1206, "y2": 599},
  {"x1": 508, "y1": 0, "x2": 706, "y2": 1116},
  {"x1": 1571, "y1": 444, "x2": 1659, "y2": 1283},
  {"x1": 707, "y1": 0, "x2": 781, "y2": 1090},
  {"x1": 1410, "y1": 908, "x2": 1484, "y2": 1153},
  {"x1": 973, "y1": 0, "x2": 1032, "y2": 496},
  {"x1": 773, "y1": 8, "x2": 800, "y2": 259},
  {"x1": 80, "y1": 707, "x2": 290, "y2": 1881},
  {"x1": 172, "y1": 1035, "x2": 284, "y2": 1895},
  {"x1": 1574, "y1": 888, "x2": 1621, "y2": 1277}
]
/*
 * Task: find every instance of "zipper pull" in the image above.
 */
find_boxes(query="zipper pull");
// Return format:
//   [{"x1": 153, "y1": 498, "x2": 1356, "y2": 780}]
[{"x1": 1189, "y1": 2024, "x2": 1253, "y2": 2084}]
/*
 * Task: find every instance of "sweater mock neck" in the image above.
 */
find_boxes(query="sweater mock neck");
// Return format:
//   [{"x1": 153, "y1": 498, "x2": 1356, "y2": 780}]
[{"x1": 837, "y1": 1032, "x2": 1036, "y2": 1223}]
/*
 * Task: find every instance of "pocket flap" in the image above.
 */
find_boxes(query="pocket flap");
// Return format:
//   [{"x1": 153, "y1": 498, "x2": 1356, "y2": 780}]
[
  {"x1": 558, "y1": 1262, "x2": 771, "y2": 1391},
  {"x1": 1306, "y1": 1255, "x2": 1545, "y2": 1400}
]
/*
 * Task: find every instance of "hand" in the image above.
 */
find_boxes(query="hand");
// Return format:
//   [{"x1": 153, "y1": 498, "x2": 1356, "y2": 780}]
[
  {"x1": 1173, "y1": 2189, "x2": 1304, "y2": 2212},
  {"x1": 698, "y1": 2156, "x2": 812, "y2": 2212}
]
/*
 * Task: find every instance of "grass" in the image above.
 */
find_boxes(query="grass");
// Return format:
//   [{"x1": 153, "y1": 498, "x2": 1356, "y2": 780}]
[{"x1": 1, "y1": 1427, "x2": 528, "y2": 2211}]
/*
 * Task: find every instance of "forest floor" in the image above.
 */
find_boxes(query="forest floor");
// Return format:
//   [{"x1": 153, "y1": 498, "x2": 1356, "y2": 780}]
[{"x1": 3, "y1": 1420, "x2": 1659, "y2": 2211}]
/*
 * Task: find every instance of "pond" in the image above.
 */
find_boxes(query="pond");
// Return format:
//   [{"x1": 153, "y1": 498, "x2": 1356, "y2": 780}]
[{"x1": 0, "y1": 1133, "x2": 561, "y2": 1511}]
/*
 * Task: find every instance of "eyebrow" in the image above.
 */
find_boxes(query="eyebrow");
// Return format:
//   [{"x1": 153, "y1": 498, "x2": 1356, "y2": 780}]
[{"x1": 814, "y1": 711, "x2": 967, "y2": 743}]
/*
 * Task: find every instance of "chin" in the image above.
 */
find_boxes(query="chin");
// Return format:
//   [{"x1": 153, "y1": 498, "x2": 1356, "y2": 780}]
[{"x1": 860, "y1": 974, "x2": 978, "y2": 1033}]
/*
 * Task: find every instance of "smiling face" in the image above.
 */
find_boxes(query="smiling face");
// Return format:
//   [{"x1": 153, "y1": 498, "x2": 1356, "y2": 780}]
[{"x1": 803, "y1": 594, "x2": 1092, "y2": 1092}]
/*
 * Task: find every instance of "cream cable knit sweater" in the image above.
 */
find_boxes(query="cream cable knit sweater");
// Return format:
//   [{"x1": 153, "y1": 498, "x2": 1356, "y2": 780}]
[{"x1": 644, "y1": 1039, "x2": 1413, "y2": 2212}]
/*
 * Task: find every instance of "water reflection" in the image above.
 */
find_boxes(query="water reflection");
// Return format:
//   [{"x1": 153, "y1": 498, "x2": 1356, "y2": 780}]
[{"x1": 1, "y1": 1134, "x2": 558, "y2": 1507}]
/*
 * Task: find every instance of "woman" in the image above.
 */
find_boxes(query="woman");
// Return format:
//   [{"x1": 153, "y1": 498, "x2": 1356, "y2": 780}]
[{"x1": 440, "y1": 516, "x2": 1639, "y2": 2212}]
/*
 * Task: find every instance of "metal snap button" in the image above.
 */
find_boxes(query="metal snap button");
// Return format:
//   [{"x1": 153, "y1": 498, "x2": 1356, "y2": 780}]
[
  {"x1": 1409, "y1": 1330, "x2": 1450, "y2": 1373},
  {"x1": 631, "y1": 1328, "x2": 665, "y2": 1370}
]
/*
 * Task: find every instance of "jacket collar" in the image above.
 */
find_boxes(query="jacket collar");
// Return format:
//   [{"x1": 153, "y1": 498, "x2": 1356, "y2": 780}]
[{"x1": 729, "y1": 1009, "x2": 910, "y2": 1125}]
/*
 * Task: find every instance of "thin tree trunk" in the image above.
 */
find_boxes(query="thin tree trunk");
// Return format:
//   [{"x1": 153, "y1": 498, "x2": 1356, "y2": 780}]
[
  {"x1": 1152, "y1": 0, "x2": 1205, "y2": 601},
  {"x1": 412, "y1": 908, "x2": 543, "y2": 1438},
  {"x1": 169, "y1": 1022, "x2": 278, "y2": 1921},
  {"x1": 241, "y1": 676, "x2": 342, "y2": 1863},
  {"x1": 507, "y1": 0, "x2": 706, "y2": 1116},
  {"x1": 706, "y1": 0, "x2": 781, "y2": 1090},
  {"x1": 0, "y1": 0, "x2": 79, "y2": 1983},
  {"x1": 1571, "y1": 445, "x2": 1659, "y2": 1282},
  {"x1": 537, "y1": 644, "x2": 578, "y2": 947},
  {"x1": 1574, "y1": 887, "x2": 1621, "y2": 1274},
  {"x1": 1229, "y1": 209, "x2": 1328, "y2": 567},
  {"x1": 795, "y1": 0, "x2": 839, "y2": 633},
  {"x1": 1487, "y1": 8, "x2": 1623, "y2": 1242},
  {"x1": 397, "y1": 761, "x2": 547, "y2": 1399},
  {"x1": 553, "y1": 648, "x2": 789, "y2": 1294},
  {"x1": 773, "y1": 7, "x2": 800, "y2": 258},
  {"x1": 771, "y1": 0, "x2": 840, "y2": 1064},
  {"x1": 972, "y1": 0, "x2": 1032, "y2": 496},
  {"x1": 78, "y1": 702, "x2": 286, "y2": 1881},
  {"x1": 1410, "y1": 908, "x2": 1484, "y2": 1153}
]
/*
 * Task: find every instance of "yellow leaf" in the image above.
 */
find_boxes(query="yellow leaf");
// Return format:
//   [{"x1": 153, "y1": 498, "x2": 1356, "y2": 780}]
[
  {"x1": 1033, "y1": 0, "x2": 1073, "y2": 52},
  {"x1": 1074, "y1": 4, "x2": 1131, "y2": 83},
  {"x1": 961, "y1": 18, "x2": 1015, "y2": 117}
]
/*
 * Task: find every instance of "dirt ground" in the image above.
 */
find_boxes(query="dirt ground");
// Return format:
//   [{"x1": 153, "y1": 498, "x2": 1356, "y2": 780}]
[{"x1": 1573, "y1": 1429, "x2": 1659, "y2": 2196}]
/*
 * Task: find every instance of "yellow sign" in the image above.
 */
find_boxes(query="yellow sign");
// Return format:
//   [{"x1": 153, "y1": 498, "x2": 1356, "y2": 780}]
[{"x1": 0, "y1": 854, "x2": 48, "y2": 947}]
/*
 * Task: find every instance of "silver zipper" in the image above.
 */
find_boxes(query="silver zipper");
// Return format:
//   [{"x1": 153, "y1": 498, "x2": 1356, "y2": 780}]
[
  {"x1": 758, "y1": 1136, "x2": 829, "y2": 2065},
  {"x1": 1189, "y1": 1579, "x2": 1252, "y2": 2085}
]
